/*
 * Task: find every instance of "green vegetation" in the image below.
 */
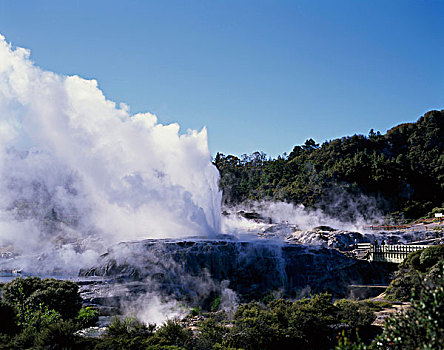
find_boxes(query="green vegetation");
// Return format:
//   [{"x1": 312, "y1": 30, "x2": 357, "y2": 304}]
[
  {"x1": 77, "y1": 307, "x2": 99, "y2": 328},
  {"x1": 222, "y1": 294, "x2": 357, "y2": 350},
  {"x1": 1, "y1": 110, "x2": 443, "y2": 348},
  {"x1": 1, "y1": 271, "x2": 443, "y2": 349},
  {"x1": 210, "y1": 296, "x2": 221, "y2": 311},
  {"x1": 385, "y1": 244, "x2": 444, "y2": 301},
  {"x1": 93, "y1": 294, "x2": 377, "y2": 350},
  {"x1": 0, "y1": 278, "x2": 377, "y2": 349},
  {"x1": 2, "y1": 276, "x2": 82, "y2": 321},
  {"x1": 334, "y1": 299, "x2": 374, "y2": 328},
  {"x1": 375, "y1": 279, "x2": 444, "y2": 349},
  {"x1": 336, "y1": 263, "x2": 444, "y2": 349},
  {"x1": 0, "y1": 277, "x2": 98, "y2": 349},
  {"x1": 95, "y1": 316, "x2": 156, "y2": 349},
  {"x1": 215, "y1": 110, "x2": 444, "y2": 220}
]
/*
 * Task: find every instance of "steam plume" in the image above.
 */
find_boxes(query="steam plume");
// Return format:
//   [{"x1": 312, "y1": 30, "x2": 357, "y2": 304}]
[{"x1": 0, "y1": 35, "x2": 221, "y2": 273}]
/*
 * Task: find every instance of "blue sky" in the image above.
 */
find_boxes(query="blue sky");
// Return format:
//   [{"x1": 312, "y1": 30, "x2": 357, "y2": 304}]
[{"x1": 0, "y1": 0, "x2": 443, "y2": 158}]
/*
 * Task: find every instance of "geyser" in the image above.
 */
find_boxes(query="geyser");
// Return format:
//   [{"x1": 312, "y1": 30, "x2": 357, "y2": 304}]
[{"x1": 0, "y1": 35, "x2": 221, "y2": 273}]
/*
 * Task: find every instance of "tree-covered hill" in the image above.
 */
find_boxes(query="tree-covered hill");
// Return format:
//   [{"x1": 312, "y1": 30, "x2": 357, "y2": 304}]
[{"x1": 214, "y1": 109, "x2": 444, "y2": 220}]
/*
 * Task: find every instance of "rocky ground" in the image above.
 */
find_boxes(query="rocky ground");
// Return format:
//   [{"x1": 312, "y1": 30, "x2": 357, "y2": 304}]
[
  {"x1": 369, "y1": 292, "x2": 411, "y2": 327},
  {"x1": 1, "y1": 211, "x2": 442, "y2": 325},
  {"x1": 77, "y1": 237, "x2": 396, "y2": 320}
]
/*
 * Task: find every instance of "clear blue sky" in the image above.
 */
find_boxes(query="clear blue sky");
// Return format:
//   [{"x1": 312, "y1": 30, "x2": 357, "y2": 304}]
[{"x1": 0, "y1": 0, "x2": 443, "y2": 158}]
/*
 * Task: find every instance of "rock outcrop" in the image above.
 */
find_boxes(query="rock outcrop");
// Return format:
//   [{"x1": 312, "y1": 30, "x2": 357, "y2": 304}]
[{"x1": 81, "y1": 238, "x2": 394, "y2": 308}]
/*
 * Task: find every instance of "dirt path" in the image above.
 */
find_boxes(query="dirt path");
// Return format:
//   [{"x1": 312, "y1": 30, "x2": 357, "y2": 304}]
[{"x1": 370, "y1": 292, "x2": 411, "y2": 327}]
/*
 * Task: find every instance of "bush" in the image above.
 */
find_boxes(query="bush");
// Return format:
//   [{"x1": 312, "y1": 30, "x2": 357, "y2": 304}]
[
  {"x1": 386, "y1": 245, "x2": 444, "y2": 301},
  {"x1": 334, "y1": 299, "x2": 375, "y2": 328},
  {"x1": 2, "y1": 277, "x2": 82, "y2": 321},
  {"x1": 189, "y1": 307, "x2": 199, "y2": 317},
  {"x1": 211, "y1": 296, "x2": 221, "y2": 312},
  {"x1": 418, "y1": 244, "x2": 444, "y2": 270},
  {"x1": 0, "y1": 334, "x2": 14, "y2": 350},
  {"x1": 77, "y1": 307, "x2": 99, "y2": 328},
  {"x1": 223, "y1": 294, "x2": 344, "y2": 350},
  {"x1": 33, "y1": 319, "x2": 80, "y2": 350},
  {"x1": 335, "y1": 331, "x2": 367, "y2": 350},
  {"x1": 97, "y1": 316, "x2": 156, "y2": 350},
  {"x1": 106, "y1": 316, "x2": 155, "y2": 339},
  {"x1": 150, "y1": 319, "x2": 193, "y2": 348},
  {"x1": 194, "y1": 318, "x2": 228, "y2": 350},
  {"x1": 373, "y1": 269, "x2": 444, "y2": 349},
  {"x1": 19, "y1": 302, "x2": 61, "y2": 330},
  {"x1": 0, "y1": 302, "x2": 19, "y2": 335}
]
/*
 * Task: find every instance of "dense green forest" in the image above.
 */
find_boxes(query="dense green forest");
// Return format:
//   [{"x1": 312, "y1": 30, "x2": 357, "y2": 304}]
[{"x1": 215, "y1": 109, "x2": 444, "y2": 220}]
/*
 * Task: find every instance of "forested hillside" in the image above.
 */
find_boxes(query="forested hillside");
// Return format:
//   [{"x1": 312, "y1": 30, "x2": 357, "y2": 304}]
[{"x1": 214, "y1": 109, "x2": 444, "y2": 220}]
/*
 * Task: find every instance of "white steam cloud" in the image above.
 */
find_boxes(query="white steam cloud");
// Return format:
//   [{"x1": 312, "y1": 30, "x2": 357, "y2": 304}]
[
  {"x1": 123, "y1": 293, "x2": 188, "y2": 326},
  {"x1": 222, "y1": 200, "x2": 383, "y2": 238},
  {"x1": 0, "y1": 35, "x2": 221, "y2": 273}
]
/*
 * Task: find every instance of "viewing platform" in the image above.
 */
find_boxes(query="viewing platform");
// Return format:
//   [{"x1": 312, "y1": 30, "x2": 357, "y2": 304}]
[{"x1": 356, "y1": 243, "x2": 429, "y2": 263}]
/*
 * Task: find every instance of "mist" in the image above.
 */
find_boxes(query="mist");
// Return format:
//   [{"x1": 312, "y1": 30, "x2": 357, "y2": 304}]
[
  {"x1": 221, "y1": 199, "x2": 383, "y2": 238},
  {"x1": 0, "y1": 34, "x2": 390, "y2": 326},
  {"x1": 0, "y1": 34, "x2": 221, "y2": 273}
]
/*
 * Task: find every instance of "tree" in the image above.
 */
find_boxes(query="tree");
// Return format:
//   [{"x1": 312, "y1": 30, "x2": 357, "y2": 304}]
[
  {"x1": 302, "y1": 138, "x2": 319, "y2": 153},
  {"x1": 2, "y1": 277, "x2": 82, "y2": 322}
]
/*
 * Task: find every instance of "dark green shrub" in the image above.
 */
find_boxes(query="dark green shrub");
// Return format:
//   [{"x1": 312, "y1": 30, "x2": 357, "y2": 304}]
[
  {"x1": 7, "y1": 325, "x2": 39, "y2": 350},
  {"x1": 335, "y1": 331, "x2": 367, "y2": 350},
  {"x1": 33, "y1": 319, "x2": 79, "y2": 350},
  {"x1": 418, "y1": 244, "x2": 444, "y2": 270},
  {"x1": 211, "y1": 296, "x2": 221, "y2": 312},
  {"x1": 260, "y1": 293, "x2": 276, "y2": 305},
  {"x1": 386, "y1": 245, "x2": 444, "y2": 301},
  {"x1": 189, "y1": 307, "x2": 199, "y2": 317},
  {"x1": 0, "y1": 334, "x2": 14, "y2": 350},
  {"x1": 226, "y1": 300, "x2": 284, "y2": 349},
  {"x1": 97, "y1": 316, "x2": 156, "y2": 350},
  {"x1": 0, "y1": 302, "x2": 19, "y2": 335},
  {"x1": 224, "y1": 294, "x2": 343, "y2": 350},
  {"x1": 334, "y1": 299, "x2": 375, "y2": 328},
  {"x1": 2, "y1": 277, "x2": 82, "y2": 321},
  {"x1": 106, "y1": 316, "x2": 155, "y2": 339},
  {"x1": 150, "y1": 319, "x2": 193, "y2": 348},
  {"x1": 77, "y1": 307, "x2": 99, "y2": 328},
  {"x1": 373, "y1": 269, "x2": 444, "y2": 349},
  {"x1": 195, "y1": 319, "x2": 227, "y2": 350},
  {"x1": 399, "y1": 249, "x2": 422, "y2": 270},
  {"x1": 19, "y1": 302, "x2": 61, "y2": 330}
]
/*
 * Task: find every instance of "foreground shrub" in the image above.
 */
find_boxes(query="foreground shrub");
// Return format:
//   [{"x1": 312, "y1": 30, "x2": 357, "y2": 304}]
[
  {"x1": 335, "y1": 265, "x2": 444, "y2": 349},
  {"x1": 334, "y1": 299, "x2": 375, "y2": 328},
  {"x1": 386, "y1": 244, "x2": 444, "y2": 301},
  {"x1": 0, "y1": 302, "x2": 19, "y2": 335},
  {"x1": 150, "y1": 319, "x2": 193, "y2": 348},
  {"x1": 194, "y1": 318, "x2": 228, "y2": 350},
  {"x1": 77, "y1": 307, "x2": 99, "y2": 328},
  {"x1": 33, "y1": 319, "x2": 80, "y2": 350},
  {"x1": 223, "y1": 293, "x2": 344, "y2": 350},
  {"x1": 374, "y1": 272, "x2": 444, "y2": 349},
  {"x1": 106, "y1": 316, "x2": 155, "y2": 339},
  {"x1": 95, "y1": 316, "x2": 156, "y2": 350},
  {"x1": 2, "y1": 277, "x2": 82, "y2": 321}
]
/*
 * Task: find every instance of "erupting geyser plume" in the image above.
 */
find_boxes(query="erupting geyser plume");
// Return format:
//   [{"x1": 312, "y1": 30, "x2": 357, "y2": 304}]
[{"x1": 0, "y1": 35, "x2": 221, "y2": 273}]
